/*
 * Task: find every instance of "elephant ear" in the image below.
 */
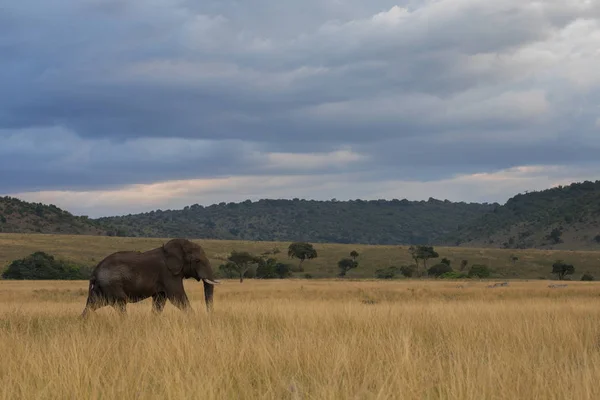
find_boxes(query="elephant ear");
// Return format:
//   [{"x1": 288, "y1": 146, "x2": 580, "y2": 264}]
[{"x1": 163, "y1": 240, "x2": 185, "y2": 275}]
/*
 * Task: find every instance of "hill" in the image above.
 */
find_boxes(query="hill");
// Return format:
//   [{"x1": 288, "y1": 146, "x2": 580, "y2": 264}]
[
  {"x1": 446, "y1": 180, "x2": 600, "y2": 250},
  {"x1": 0, "y1": 197, "x2": 106, "y2": 235},
  {"x1": 1, "y1": 233, "x2": 600, "y2": 280},
  {"x1": 96, "y1": 198, "x2": 496, "y2": 245}
]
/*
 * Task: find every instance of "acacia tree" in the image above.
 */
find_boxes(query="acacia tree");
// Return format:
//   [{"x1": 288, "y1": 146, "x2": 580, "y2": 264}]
[
  {"x1": 350, "y1": 250, "x2": 359, "y2": 262},
  {"x1": 552, "y1": 260, "x2": 575, "y2": 280},
  {"x1": 408, "y1": 246, "x2": 420, "y2": 272},
  {"x1": 338, "y1": 258, "x2": 358, "y2": 277},
  {"x1": 227, "y1": 251, "x2": 261, "y2": 283},
  {"x1": 417, "y1": 246, "x2": 439, "y2": 270},
  {"x1": 287, "y1": 242, "x2": 317, "y2": 271},
  {"x1": 407, "y1": 245, "x2": 439, "y2": 276}
]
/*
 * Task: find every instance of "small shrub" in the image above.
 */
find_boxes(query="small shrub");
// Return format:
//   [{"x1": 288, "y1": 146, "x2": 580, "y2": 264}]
[
  {"x1": 581, "y1": 274, "x2": 594, "y2": 281},
  {"x1": 375, "y1": 266, "x2": 398, "y2": 279},
  {"x1": 303, "y1": 273, "x2": 313, "y2": 279}
]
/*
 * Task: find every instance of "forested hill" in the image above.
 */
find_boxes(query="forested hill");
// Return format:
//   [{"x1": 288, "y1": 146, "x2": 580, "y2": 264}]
[
  {"x1": 0, "y1": 196, "x2": 106, "y2": 235},
  {"x1": 96, "y1": 198, "x2": 496, "y2": 245},
  {"x1": 445, "y1": 180, "x2": 600, "y2": 250},
  {"x1": 4, "y1": 180, "x2": 600, "y2": 249}
]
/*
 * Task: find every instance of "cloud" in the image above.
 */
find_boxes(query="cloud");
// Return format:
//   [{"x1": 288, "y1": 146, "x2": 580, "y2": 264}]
[{"x1": 1, "y1": 0, "x2": 600, "y2": 214}]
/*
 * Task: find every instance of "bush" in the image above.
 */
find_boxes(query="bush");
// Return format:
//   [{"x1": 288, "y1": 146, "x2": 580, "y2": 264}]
[
  {"x1": 468, "y1": 264, "x2": 491, "y2": 278},
  {"x1": 255, "y1": 258, "x2": 292, "y2": 279},
  {"x1": 375, "y1": 266, "x2": 398, "y2": 279},
  {"x1": 581, "y1": 274, "x2": 594, "y2": 281},
  {"x1": 439, "y1": 271, "x2": 468, "y2": 279},
  {"x1": 399, "y1": 265, "x2": 416, "y2": 278},
  {"x1": 427, "y1": 263, "x2": 453, "y2": 277},
  {"x1": 304, "y1": 273, "x2": 313, "y2": 279},
  {"x1": 1, "y1": 251, "x2": 90, "y2": 280}
]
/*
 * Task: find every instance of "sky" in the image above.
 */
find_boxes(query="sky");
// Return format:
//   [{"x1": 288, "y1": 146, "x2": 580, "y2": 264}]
[{"x1": 1, "y1": 0, "x2": 600, "y2": 217}]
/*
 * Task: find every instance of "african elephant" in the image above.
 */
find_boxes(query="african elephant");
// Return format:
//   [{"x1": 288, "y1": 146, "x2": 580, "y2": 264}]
[{"x1": 80, "y1": 238, "x2": 219, "y2": 317}]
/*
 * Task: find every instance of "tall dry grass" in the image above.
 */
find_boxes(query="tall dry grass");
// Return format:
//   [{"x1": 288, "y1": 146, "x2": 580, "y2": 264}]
[{"x1": 1, "y1": 279, "x2": 600, "y2": 399}]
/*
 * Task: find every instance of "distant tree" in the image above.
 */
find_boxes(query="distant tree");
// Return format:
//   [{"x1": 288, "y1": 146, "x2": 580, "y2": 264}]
[
  {"x1": 459, "y1": 260, "x2": 468, "y2": 271},
  {"x1": 218, "y1": 262, "x2": 237, "y2": 279},
  {"x1": 427, "y1": 263, "x2": 453, "y2": 278},
  {"x1": 468, "y1": 264, "x2": 491, "y2": 279},
  {"x1": 415, "y1": 246, "x2": 439, "y2": 272},
  {"x1": 274, "y1": 262, "x2": 292, "y2": 279},
  {"x1": 408, "y1": 246, "x2": 420, "y2": 272},
  {"x1": 440, "y1": 258, "x2": 451, "y2": 267},
  {"x1": 547, "y1": 228, "x2": 563, "y2": 244},
  {"x1": 510, "y1": 254, "x2": 519, "y2": 265},
  {"x1": 594, "y1": 235, "x2": 600, "y2": 244},
  {"x1": 255, "y1": 258, "x2": 278, "y2": 279},
  {"x1": 350, "y1": 250, "x2": 359, "y2": 261},
  {"x1": 287, "y1": 242, "x2": 318, "y2": 271},
  {"x1": 399, "y1": 265, "x2": 417, "y2": 278},
  {"x1": 227, "y1": 251, "x2": 261, "y2": 283},
  {"x1": 337, "y1": 258, "x2": 358, "y2": 277},
  {"x1": 581, "y1": 273, "x2": 594, "y2": 281},
  {"x1": 552, "y1": 260, "x2": 574, "y2": 280}
]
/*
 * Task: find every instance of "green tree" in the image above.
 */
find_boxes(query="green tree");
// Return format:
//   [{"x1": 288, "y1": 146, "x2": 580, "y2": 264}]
[
  {"x1": 547, "y1": 228, "x2": 563, "y2": 244},
  {"x1": 350, "y1": 250, "x2": 359, "y2": 261},
  {"x1": 408, "y1": 246, "x2": 420, "y2": 272},
  {"x1": 218, "y1": 262, "x2": 237, "y2": 279},
  {"x1": 287, "y1": 242, "x2": 317, "y2": 271},
  {"x1": 274, "y1": 262, "x2": 292, "y2": 279},
  {"x1": 552, "y1": 260, "x2": 574, "y2": 280},
  {"x1": 468, "y1": 264, "x2": 491, "y2": 278},
  {"x1": 409, "y1": 245, "x2": 439, "y2": 276},
  {"x1": 399, "y1": 265, "x2": 417, "y2": 278},
  {"x1": 510, "y1": 255, "x2": 519, "y2": 265},
  {"x1": 440, "y1": 257, "x2": 451, "y2": 267},
  {"x1": 337, "y1": 258, "x2": 358, "y2": 277},
  {"x1": 255, "y1": 257, "x2": 278, "y2": 279},
  {"x1": 427, "y1": 263, "x2": 453, "y2": 278},
  {"x1": 227, "y1": 251, "x2": 261, "y2": 283}
]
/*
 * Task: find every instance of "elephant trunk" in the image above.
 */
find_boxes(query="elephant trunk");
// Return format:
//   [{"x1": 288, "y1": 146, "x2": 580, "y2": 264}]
[{"x1": 203, "y1": 280, "x2": 214, "y2": 312}]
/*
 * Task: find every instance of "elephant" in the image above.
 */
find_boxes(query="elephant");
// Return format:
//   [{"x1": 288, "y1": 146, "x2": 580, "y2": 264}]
[{"x1": 80, "y1": 238, "x2": 219, "y2": 317}]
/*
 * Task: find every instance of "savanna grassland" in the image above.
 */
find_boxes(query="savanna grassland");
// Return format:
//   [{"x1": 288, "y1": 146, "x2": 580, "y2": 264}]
[
  {"x1": 2, "y1": 279, "x2": 600, "y2": 399},
  {"x1": 2, "y1": 233, "x2": 600, "y2": 280}
]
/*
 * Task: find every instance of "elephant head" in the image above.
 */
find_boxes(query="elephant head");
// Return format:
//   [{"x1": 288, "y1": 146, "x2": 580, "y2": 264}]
[{"x1": 162, "y1": 238, "x2": 220, "y2": 309}]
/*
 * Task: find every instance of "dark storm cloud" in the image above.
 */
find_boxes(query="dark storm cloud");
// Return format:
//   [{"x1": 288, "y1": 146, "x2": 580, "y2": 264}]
[{"x1": 1, "y1": 0, "x2": 600, "y2": 196}]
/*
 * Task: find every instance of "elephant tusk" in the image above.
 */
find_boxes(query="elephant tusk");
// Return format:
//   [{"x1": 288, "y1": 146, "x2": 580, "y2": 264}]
[{"x1": 203, "y1": 279, "x2": 221, "y2": 285}]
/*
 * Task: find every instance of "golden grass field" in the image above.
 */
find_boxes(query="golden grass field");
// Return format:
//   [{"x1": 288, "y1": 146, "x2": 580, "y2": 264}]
[
  {"x1": 2, "y1": 278, "x2": 600, "y2": 399},
  {"x1": 2, "y1": 233, "x2": 600, "y2": 279}
]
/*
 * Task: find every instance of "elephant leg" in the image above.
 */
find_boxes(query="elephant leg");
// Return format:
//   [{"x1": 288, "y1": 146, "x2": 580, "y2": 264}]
[
  {"x1": 80, "y1": 282, "x2": 106, "y2": 319},
  {"x1": 112, "y1": 299, "x2": 127, "y2": 315},
  {"x1": 165, "y1": 280, "x2": 192, "y2": 312},
  {"x1": 167, "y1": 291, "x2": 191, "y2": 312},
  {"x1": 152, "y1": 292, "x2": 167, "y2": 314}
]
